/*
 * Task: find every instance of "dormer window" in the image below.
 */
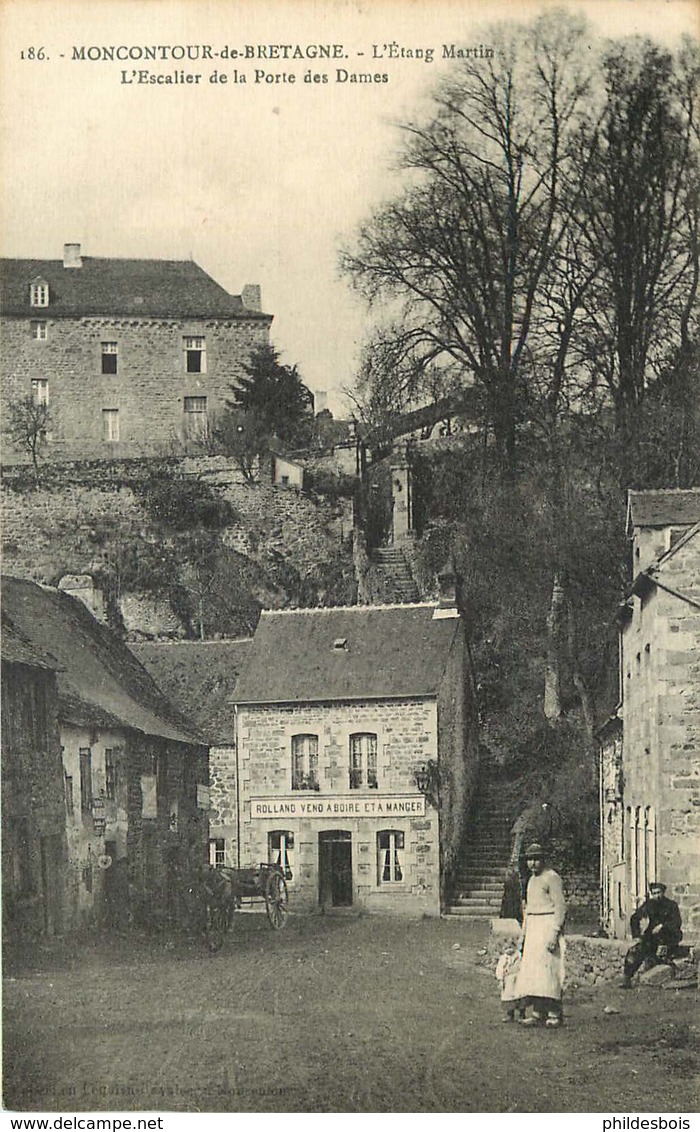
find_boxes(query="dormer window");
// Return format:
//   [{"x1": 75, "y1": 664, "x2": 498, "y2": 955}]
[
  {"x1": 333, "y1": 638, "x2": 348, "y2": 651},
  {"x1": 30, "y1": 280, "x2": 49, "y2": 308}
]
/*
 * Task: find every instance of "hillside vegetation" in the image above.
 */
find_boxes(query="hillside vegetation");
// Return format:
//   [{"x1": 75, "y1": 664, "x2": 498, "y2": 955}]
[{"x1": 1, "y1": 458, "x2": 356, "y2": 639}]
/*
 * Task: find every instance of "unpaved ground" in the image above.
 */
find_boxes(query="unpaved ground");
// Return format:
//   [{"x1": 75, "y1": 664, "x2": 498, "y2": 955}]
[{"x1": 2, "y1": 914, "x2": 698, "y2": 1113}]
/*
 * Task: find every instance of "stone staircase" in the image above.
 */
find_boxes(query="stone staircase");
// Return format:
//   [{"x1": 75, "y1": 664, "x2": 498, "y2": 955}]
[
  {"x1": 371, "y1": 546, "x2": 419, "y2": 603},
  {"x1": 445, "y1": 780, "x2": 521, "y2": 921}
]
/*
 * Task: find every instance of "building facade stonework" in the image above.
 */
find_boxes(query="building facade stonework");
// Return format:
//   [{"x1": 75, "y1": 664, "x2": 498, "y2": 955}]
[
  {"x1": 0, "y1": 246, "x2": 271, "y2": 462},
  {"x1": 601, "y1": 490, "x2": 700, "y2": 940},
  {"x1": 237, "y1": 698, "x2": 441, "y2": 915},
  {"x1": 232, "y1": 595, "x2": 479, "y2": 917}
]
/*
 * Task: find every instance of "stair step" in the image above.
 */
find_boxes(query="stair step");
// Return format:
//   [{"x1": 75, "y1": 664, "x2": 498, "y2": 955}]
[
  {"x1": 443, "y1": 910, "x2": 493, "y2": 920},
  {"x1": 458, "y1": 874, "x2": 505, "y2": 883},
  {"x1": 453, "y1": 894, "x2": 502, "y2": 905},
  {"x1": 446, "y1": 905, "x2": 498, "y2": 916}
]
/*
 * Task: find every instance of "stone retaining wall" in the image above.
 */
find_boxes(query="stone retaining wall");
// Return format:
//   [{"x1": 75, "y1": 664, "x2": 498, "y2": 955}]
[
  {"x1": 480, "y1": 919, "x2": 698, "y2": 986},
  {"x1": 481, "y1": 920, "x2": 629, "y2": 986}
]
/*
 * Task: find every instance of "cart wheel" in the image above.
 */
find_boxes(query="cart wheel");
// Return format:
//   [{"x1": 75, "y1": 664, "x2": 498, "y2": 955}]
[{"x1": 265, "y1": 871, "x2": 288, "y2": 929}]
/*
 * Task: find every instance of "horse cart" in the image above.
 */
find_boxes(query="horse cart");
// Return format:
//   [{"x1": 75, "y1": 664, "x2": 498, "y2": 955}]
[{"x1": 191, "y1": 862, "x2": 289, "y2": 944}]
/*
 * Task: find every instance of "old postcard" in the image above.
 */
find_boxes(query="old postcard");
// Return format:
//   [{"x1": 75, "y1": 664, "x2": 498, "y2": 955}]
[{"x1": 1, "y1": 0, "x2": 699, "y2": 1122}]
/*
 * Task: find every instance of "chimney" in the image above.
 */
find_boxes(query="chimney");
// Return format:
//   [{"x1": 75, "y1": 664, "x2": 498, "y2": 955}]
[
  {"x1": 315, "y1": 390, "x2": 328, "y2": 415},
  {"x1": 241, "y1": 283, "x2": 261, "y2": 311},
  {"x1": 57, "y1": 574, "x2": 106, "y2": 621},
  {"x1": 63, "y1": 243, "x2": 82, "y2": 269},
  {"x1": 433, "y1": 557, "x2": 464, "y2": 619}
]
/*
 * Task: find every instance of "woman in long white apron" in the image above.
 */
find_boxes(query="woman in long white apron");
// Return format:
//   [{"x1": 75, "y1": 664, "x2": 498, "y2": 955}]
[{"x1": 516, "y1": 843, "x2": 566, "y2": 1027}]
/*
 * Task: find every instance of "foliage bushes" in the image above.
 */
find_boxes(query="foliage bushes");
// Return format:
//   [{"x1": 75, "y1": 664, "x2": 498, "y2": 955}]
[{"x1": 136, "y1": 472, "x2": 238, "y2": 531}]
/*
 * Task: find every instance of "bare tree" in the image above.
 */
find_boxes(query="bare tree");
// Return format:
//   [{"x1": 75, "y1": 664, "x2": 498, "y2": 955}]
[
  {"x1": 342, "y1": 12, "x2": 599, "y2": 476},
  {"x1": 5, "y1": 394, "x2": 50, "y2": 474},
  {"x1": 577, "y1": 37, "x2": 700, "y2": 458}
]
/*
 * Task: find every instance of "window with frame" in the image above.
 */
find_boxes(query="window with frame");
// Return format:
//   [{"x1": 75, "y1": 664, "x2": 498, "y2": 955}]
[
  {"x1": 291, "y1": 734, "x2": 319, "y2": 790},
  {"x1": 209, "y1": 838, "x2": 226, "y2": 867},
  {"x1": 79, "y1": 748, "x2": 93, "y2": 814},
  {"x1": 349, "y1": 732, "x2": 378, "y2": 789},
  {"x1": 30, "y1": 320, "x2": 47, "y2": 341},
  {"x1": 102, "y1": 408, "x2": 120, "y2": 442},
  {"x1": 183, "y1": 396, "x2": 208, "y2": 438},
  {"x1": 378, "y1": 830, "x2": 404, "y2": 883},
  {"x1": 30, "y1": 281, "x2": 49, "y2": 307},
  {"x1": 31, "y1": 378, "x2": 49, "y2": 406},
  {"x1": 184, "y1": 336, "x2": 206, "y2": 373},
  {"x1": 101, "y1": 342, "x2": 118, "y2": 375},
  {"x1": 105, "y1": 748, "x2": 118, "y2": 801},
  {"x1": 269, "y1": 830, "x2": 294, "y2": 880},
  {"x1": 64, "y1": 772, "x2": 74, "y2": 818}
]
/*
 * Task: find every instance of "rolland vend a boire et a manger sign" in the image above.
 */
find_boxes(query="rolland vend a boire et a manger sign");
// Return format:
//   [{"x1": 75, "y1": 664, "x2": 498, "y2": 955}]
[{"x1": 250, "y1": 794, "x2": 426, "y2": 819}]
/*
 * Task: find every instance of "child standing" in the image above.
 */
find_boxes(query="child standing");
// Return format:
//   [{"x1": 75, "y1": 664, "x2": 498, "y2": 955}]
[{"x1": 495, "y1": 942, "x2": 526, "y2": 1022}]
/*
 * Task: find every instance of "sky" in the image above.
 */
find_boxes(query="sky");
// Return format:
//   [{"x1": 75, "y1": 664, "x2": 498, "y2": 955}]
[{"x1": 1, "y1": 0, "x2": 698, "y2": 415}]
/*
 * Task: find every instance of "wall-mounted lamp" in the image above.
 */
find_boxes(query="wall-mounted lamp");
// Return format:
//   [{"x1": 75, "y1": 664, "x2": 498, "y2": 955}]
[{"x1": 414, "y1": 760, "x2": 440, "y2": 809}]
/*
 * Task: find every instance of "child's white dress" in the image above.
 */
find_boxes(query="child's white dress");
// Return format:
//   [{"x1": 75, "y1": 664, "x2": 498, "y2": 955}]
[{"x1": 496, "y1": 952, "x2": 521, "y2": 1003}]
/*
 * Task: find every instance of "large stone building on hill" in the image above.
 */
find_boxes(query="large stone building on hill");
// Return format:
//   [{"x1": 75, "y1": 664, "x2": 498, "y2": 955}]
[{"x1": 0, "y1": 244, "x2": 271, "y2": 462}]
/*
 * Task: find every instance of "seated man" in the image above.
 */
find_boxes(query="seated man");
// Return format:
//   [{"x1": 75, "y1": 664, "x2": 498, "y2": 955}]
[{"x1": 621, "y1": 881, "x2": 682, "y2": 987}]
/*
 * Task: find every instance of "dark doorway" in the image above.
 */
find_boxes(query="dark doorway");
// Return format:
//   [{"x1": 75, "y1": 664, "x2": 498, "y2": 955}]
[
  {"x1": 39, "y1": 835, "x2": 64, "y2": 935},
  {"x1": 104, "y1": 841, "x2": 129, "y2": 928},
  {"x1": 318, "y1": 830, "x2": 353, "y2": 908}
]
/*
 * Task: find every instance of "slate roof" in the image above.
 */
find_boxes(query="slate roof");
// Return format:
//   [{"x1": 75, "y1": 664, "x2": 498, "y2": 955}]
[
  {"x1": 0, "y1": 257, "x2": 271, "y2": 320},
  {"x1": 1, "y1": 613, "x2": 58, "y2": 671},
  {"x1": 627, "y1": 489, "x2": 700, "y2": 532},
  {"x1": 234, "y1": 604, "x2": 462, "y2": 705},
  {"x1": 131, "y1": 639, "x2": 253, "y2": 745},
  {"x1": 1, "y1": 577, "x2": 204, "y2": 745}
]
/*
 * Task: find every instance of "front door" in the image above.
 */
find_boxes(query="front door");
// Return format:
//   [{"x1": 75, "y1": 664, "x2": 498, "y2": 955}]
[
  {"x1": 318, "y1": 830, "x2": 353, "y2": 908},
  {"x1": 39, "y1": 835, "x2": 64, "y2": 935}
]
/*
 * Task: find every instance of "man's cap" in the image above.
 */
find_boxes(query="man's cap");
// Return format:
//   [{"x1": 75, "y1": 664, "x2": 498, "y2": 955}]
[
  {"x1": 525, "y1": 843, "x2": 545, "y2": 858},
  {"x1": 649, "y1": 881, "x2": 667, "y2": 893}
]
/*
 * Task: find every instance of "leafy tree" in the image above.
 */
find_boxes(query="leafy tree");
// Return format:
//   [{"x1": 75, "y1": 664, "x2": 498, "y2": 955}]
[
  {"x1": 228, "y1": 345, "x2": 313, "y2": 447},
  {"x1": 5, "y1": 394, "x2": 50, "y2": 474},
  {"x1": 216, "y1": 345, "x2": 314, "y2": 480}
]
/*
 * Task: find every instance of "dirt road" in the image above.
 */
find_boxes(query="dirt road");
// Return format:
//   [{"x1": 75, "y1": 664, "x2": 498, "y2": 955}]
[{"x1": 3, "y1": 914, "x2": 698, "y2": 1113}]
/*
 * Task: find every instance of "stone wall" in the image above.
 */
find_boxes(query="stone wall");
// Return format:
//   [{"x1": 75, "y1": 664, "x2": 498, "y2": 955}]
[
  {"x1": 125, "y1": 734, "x2": 209, "y2": 930},
  {"x1": 2, "y1": 478, "x2": 149, "y2": 585},
  {"x1": 481, "y1": 921, "x2": 630, "y2": 986},
  {"x1": 2, "y1": 313, "x2": 269, "y2": 463},
  {"x1": 210, "y1": 745, "x2": 238, "y2": 867},
  {"x1": 1, "y1": 461, "x2": 351, "y2": 636},
  {"x1": 61, "y1": 723, "x2": 129, "y2": 931},
  {"x1": 237, "y1": 699, "x2": 441, "y2": 916},
  {"x1": 1, "y1": 661, "x2": 67, "y2": 940},
  {"x1": 621, "y1": 531, "x2": 700, "y2": 936},
  {"x1": 438, "y1": 617, "x2": 480, "y2": 902}
]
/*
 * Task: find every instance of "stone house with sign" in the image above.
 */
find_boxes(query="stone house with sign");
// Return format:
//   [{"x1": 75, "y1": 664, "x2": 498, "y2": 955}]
[
  {"x1": 0, "y1": 244, "x2": 271, "y2": 462},
  {"x1": 233, "y1": 570, "x2": 479, "y2": 916},
  {"x1": 1, "y1": 576, "x2": 209, "y2": 932},
  {"x1": 600, "y1": 489, "x2": 700, "y2": 940}
]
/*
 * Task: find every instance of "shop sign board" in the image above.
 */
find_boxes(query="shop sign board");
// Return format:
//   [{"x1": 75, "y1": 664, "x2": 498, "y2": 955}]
[{"x1": 250, "y1": 794, "x2": 426, "y2": 819}]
